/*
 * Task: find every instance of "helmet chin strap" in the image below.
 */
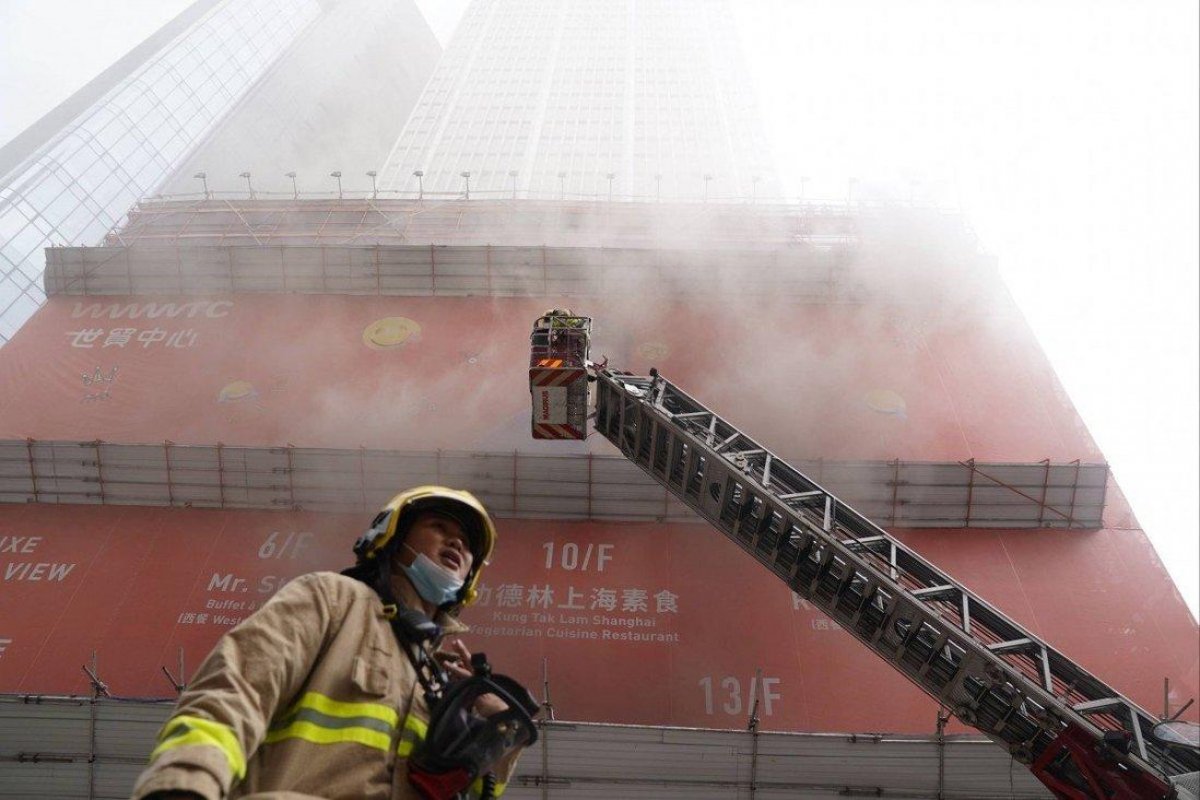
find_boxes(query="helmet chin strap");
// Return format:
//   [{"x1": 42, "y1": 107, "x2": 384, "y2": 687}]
[{"x1": 367, "y1": 543, "x2": 454, "y2": 705}]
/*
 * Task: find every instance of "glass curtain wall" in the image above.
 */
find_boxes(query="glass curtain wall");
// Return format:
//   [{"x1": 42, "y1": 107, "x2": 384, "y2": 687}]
[
  {"x1": 0, "y1": 0, "x2": 321, "y2": 344},
  {"x1": 381, "y1": 0, "x2": 777, "y2": 202}
]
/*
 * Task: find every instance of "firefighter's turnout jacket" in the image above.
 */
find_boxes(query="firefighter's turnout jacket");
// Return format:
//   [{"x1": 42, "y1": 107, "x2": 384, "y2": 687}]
[{"x1": 131, "y1": 571, "x2": 516, "y2": 800}]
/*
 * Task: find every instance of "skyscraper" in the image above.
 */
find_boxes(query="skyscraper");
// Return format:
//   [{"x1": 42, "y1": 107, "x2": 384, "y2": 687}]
[
  {"x1": 0, "y1": 0, "x2": 440, "y2": 346},
  {"x1": 380, "y1": 0, "x2": 779, "y2": 201}
]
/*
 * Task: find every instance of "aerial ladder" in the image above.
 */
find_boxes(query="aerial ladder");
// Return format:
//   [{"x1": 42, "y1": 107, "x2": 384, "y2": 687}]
[{"x1": 528, "y1": 312, "x2": 1200, "y2": 800}]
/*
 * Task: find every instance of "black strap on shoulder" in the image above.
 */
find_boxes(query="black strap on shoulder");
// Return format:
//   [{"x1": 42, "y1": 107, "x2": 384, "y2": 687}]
[
  {"x1": 343, "y1": 556, "x2": 451, "y2": 704},
  {"x1": 479, "y1": 772, "x2": 498, "y2": 800}
]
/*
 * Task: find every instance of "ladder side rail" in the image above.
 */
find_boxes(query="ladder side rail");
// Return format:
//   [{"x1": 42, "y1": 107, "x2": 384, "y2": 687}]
[
  {"x1": 603, "y1": 372, "x2": 1067, "y2": 761},
  {"x1": 644, "y1": 371, "x2": 1174, "y2": 746},
  {"x1": 596, "y1": 371, "x2": 1196, "y2": 785}
]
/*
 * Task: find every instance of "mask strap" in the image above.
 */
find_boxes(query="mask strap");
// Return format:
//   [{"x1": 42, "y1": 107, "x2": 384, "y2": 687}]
[{"x1": 373, "y1": 546, "x2": 452, "y2": 703}]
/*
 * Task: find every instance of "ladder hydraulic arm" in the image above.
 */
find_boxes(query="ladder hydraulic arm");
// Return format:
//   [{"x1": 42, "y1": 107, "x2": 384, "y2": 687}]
[{"x1": 591, "y1": 368, "x2": 1200, "y2": 800}]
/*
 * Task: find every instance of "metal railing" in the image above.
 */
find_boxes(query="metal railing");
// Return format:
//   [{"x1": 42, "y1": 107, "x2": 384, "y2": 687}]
[{"x1": 0, "y1": 439, "x2": 1105, "y2": 529}]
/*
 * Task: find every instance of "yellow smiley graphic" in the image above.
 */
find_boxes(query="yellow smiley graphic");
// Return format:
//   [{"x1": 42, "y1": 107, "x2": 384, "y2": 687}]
[
  {"x1": 362, "y1": 317, "x2": 421, "y2": 350},
  {"x1": 863, "y1": 388, "x2": 907, "y2": 419},
  {"x1": 639, "y1": 341, "x2": 670, "y2": 361},
  {"x1": 217, "y1": 380, "x2": 258, "y2": 403}
]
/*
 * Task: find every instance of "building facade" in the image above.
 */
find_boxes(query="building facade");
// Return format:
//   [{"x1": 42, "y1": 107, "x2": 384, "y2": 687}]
[
  {"x1": 0, "y1": 0, "x2": 440, "y2": 346},
  {"x1": 380, "y1": 0, "x2": 779, "y2": 202}
]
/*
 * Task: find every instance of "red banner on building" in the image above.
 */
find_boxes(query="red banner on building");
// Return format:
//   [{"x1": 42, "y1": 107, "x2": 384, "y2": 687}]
[
  {"x1": 0, "y1": 294, "x2": 1102, "y2": 462},
  {"x1": 0, "y1": 504, "x2": 1194, "y2": 732}
]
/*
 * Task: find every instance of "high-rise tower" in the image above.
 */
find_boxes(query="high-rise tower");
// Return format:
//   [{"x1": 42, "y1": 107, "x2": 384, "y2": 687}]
[
  {"x1": 0, "y1": 0, "x2": 440, "y2": 346},
  {"x1": 380, "y1": 0, "x2": 779, "y2": 201}
]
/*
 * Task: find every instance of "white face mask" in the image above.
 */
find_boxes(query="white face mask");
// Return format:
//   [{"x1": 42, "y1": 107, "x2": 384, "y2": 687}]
[{"x1": 400, "y1": 544, "x2": 465, "y2": 607}]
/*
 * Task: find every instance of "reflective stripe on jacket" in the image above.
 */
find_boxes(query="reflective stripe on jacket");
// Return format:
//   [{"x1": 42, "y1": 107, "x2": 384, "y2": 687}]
[{"x1": 130, "y1": 571, "x2": 519, "y2": 800}]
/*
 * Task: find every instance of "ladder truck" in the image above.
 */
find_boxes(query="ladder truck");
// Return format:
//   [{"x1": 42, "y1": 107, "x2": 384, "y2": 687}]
[{"x1": 527, "y1": 312, "x2": 1200, "y2": 800}]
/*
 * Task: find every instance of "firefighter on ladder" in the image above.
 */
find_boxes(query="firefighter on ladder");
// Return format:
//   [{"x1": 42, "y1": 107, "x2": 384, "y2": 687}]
[
  {"x1": 532, "y1": 308, "x2": 587, "y2": 364},
  {"x1": 533, "y1": 308, "x2": 585, "y2": 330},
  {"x1": 132, "y1": 486, "x2": 538, "y2": 800}
]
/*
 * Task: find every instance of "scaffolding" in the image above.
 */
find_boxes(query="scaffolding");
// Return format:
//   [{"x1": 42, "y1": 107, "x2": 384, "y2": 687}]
[
  {"x1": 45, "y1": 241, "x2": 850, "y2": 299},
  {"x1": 0, "y1": 693, "x2": 1052, "y2": 800},
  {"x1": 41, "y1": 197, "x2": 990, "y2": 301},
  {"x1": 102, "y1": 197, "x2": 874, "y2": 250},
  {"x1": 0, "y1": 439, "x2": 1107, "y2": 528}
]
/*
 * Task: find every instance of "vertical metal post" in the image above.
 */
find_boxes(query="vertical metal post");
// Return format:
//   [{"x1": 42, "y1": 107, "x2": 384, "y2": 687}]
[
  {"x1": 748, "y1": 667, "x2": 762, "y2": 799},
  {"x1": 936, "y1": 708, "x2": 949, "y2": 799},
  {"x1": 285, "y1": 445, "x2": 296, "y2": 510},
  {"x1": 216, "y1": 442, "x2": 226, "y2": 507},
  {"x1": 93, "y1": 440, "x2": 106, "y2": 504},
  {"x1": 81, "y1": 650, "x2": 109, "y2": 800},
  {"x1": 963, "y1": 459, "x2": 976, "y2": 527},
  {"x1": 164, "y1": 441, "x2": 175, "y2": 506},
  {"x1": 485, "y1": 244, "x2": 493, "y2": 294},
  {"x1": 512, "y1": 450, "x2": 519, "y2": 516},
  {"x1": 587, "y1": 453, "x2": 594, "y2": 520},
  {"x1": 541, "y1": 657, "x2": 556, "y2": 721},
  {"x1": 89, "y1": 691, "x2": 97, "y2": 800},
  {"x1": 890, "y1": 458, "x2": 901, "y2": 527},
  {"x1": 540, "y1": 657, "x2": 553, "y2": 800},
  {"x1": 25, "y1": 438, "x2": 39, "y2": 503},
  {"x1": 1037, "y1": 459, "x2": 1051, "y2": 527},
  {"x1": 430, "y1": 244, "x2": 437, "y2": 295},
  {"x1": 358, "y1": 446, "x2": 368, "y2": 511},
  {"x1": 1067, "y1": 459, "x2": 1082, "y2": 528},
  {"x1": 323, "y1": 243, "x2": 333, "y2": 294}
]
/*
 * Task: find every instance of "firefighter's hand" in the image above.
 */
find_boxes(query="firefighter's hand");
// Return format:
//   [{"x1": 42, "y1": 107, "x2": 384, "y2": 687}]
[{"x1": 437, "y1": 639, "x2": 508, "y2": 718}]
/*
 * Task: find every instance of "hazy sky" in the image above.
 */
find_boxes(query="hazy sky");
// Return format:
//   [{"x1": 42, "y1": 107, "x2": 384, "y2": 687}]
[{"x1": 0, "y1": 0, "x2": 1196, "y2": 617}]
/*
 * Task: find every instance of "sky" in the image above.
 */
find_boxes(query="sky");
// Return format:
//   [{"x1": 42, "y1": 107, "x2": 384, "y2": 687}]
[{"x1": 0, "y1": 0, "x2": 1196, "y2": 617}]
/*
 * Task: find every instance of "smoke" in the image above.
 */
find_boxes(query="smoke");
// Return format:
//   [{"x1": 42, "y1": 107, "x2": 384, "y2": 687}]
[{"x1": 155, "y1": 0, "x2": 442, "y2": 199}]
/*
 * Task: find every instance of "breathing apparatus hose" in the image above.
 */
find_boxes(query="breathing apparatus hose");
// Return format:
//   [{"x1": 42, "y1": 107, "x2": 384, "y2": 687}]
[{"x1": 346, "y1": 554, "x2": 539, "y2": 800}]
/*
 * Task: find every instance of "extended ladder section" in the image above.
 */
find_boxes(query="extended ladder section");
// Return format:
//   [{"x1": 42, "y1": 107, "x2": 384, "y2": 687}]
[{"x1": 594, "y1": 370, "x2": 1199, "y2": 800}]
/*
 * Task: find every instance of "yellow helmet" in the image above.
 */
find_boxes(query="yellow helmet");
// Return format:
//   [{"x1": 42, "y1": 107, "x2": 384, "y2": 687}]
[{"x1": 354, "y1": 485, "x2": 496, "y2": 607}]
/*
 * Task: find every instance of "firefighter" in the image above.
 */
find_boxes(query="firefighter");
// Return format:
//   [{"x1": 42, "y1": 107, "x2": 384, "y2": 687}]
[
  {"x1": 532, "y1": 309, "x2": 588, "y2": 365},
  {"x1": 534, "y1": 308, "x2": 585, "y2": 329},
  {"x1": 132, "y1": 486, "x2": 537, "y2": 800}
]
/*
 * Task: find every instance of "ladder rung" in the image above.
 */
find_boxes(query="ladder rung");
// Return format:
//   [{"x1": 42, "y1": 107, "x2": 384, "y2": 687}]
[
  {"x1": 1073, "y1": 698, "x2": 1125, "y2": 715},
  {"x1": 987, "y1": 638, "x2": 1039, "y2": 655},
  {"x1": 779, "y1": 490, "x2": 825, "y2": 502},
  {"x1": 713, "y1": 431, "x2": 740, "y2": 452},
  {"x1": 844, "y1": 534, "x2": 888, "y2": 546},
  {"x1": 912, "y1": 584, "x2": 958, "y2": 600}
]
